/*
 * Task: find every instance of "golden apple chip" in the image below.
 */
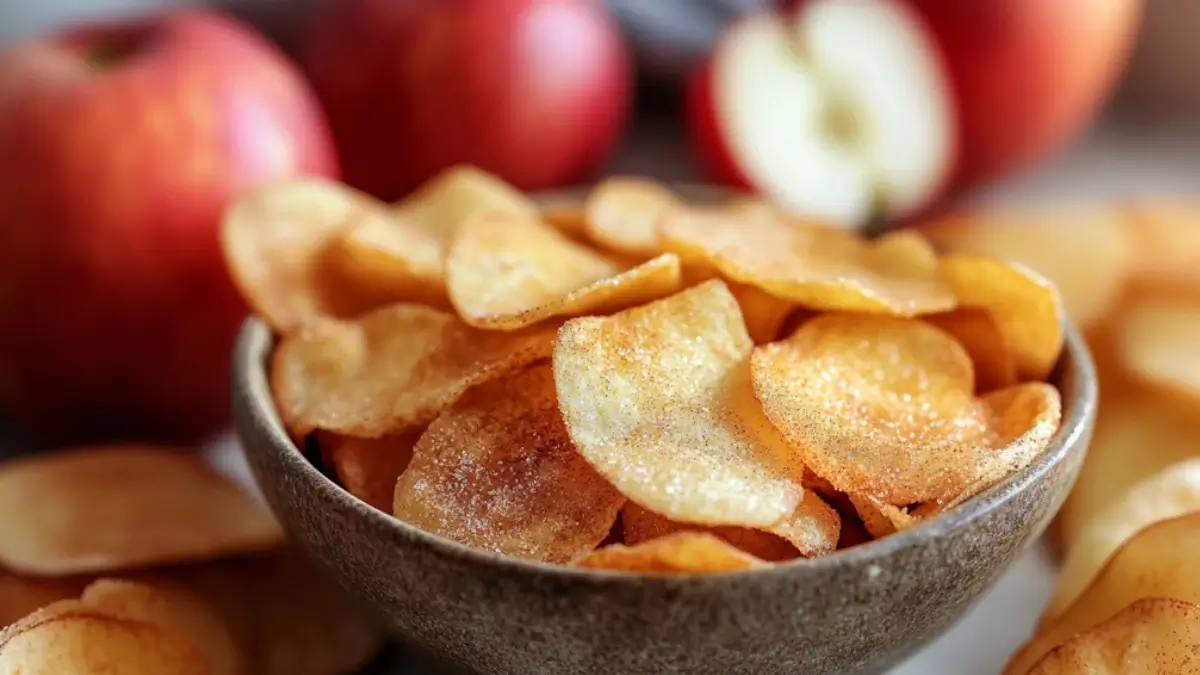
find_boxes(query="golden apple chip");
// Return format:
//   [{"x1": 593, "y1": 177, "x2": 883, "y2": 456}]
[
  {"x1": 1123, "y1": 199, "x2": 1200, "y2": 293},
  {"x1": 271, "y1": 303, "x2": 555, "y2": 438},
  {"x1": 923, "y1": 308, "x2": 1018, "y2": 393},
  {"x1": 582, "y1": 176, "x2": 680, "y2": 256},
  {"x1": 553, "y1": 280, "x2": 806, "y2": 528},
  {"x1": 393, "y1": 365, "x2": 625, "y2": 564},
  {"x1": 395, "y1": 165, "x2": 540, "y2": 241},
  {"x1": 1115, "y1": 295, "x2": 1200, "y2": 404},
  {"x1": 330, "y1": 208, "x2": 449, "y2": 307},
  {"x1": 574, "y1": 531, "x2": 767, "y2": 574},
  {"x1": 729, "y1": 282, "x2": 796, "y2": 344},
  {"x1": 751, "y1": 314, "x2": 1061, "y2": 506},
  {"x1": 850, "y1": 496, "x2": 919, "y2": 539},
  {"x1": 318, "y1": 432, "x2": 419, "y2": 513}
]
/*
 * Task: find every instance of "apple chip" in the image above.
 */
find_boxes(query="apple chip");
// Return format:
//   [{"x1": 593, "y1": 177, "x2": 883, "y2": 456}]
[
  {"x1": 1045, "y1": 458, "x2": 1200, "y2": 623},
  {"x1": 446, "y1": 211, "x2": 683, "y2": 330},
  {"x1": 939, "y1": 253, "x2": 1064, "y2": 381},
  {"x1": 658, "y1": 206, "x2": 955, "y2": 316},
  {"x1": 1115, "y1": 296, "x2": 1200, "y2": 404},
  {"x1": 1022, "y1": 598, "x2": 1200, "y2": 675},
  {"x1": 330, "y1": 207, "x2": 449, "y2": 307},
  {"x1": 271, "y1": 303, "x2": 555, "y2": 438},
  {"x1": 924, "y1": 308, "x2": 1018, "y2": 392},
  {"x1": 582, "y1": 177, "x2": 680, "y2": 256},
  {"x1": 394, "y1": 165, "x2": 540, "y2": 242},
  {"x1": 541, "y1": 205, "x2": 589, "y2": 239},
  {"x1": 318, "y1": 432, "x2": 419, "y2": 512},
  {"x1": 554, "y1": 280, "x2": 806, "y2": 527},
  {"x1": 751, "y1": 314, "x2": 1062, "y2": 506},
  {"x1": 919, "y1": 208, "x2": 1133, "y2": 329},
  {"x1": 574, "y1": 532, "x2": 767, "y2": 573},
  {"x1": 1124, "y1": 199, "x2": 1200, "y2": 293},
  {"x1": 1005, "y1": 514, "x2": 1200, "y2": 674},
  {"x1": 0, "y1": 445, "x2": 283, "y2": 576},
  {"x1": 393, "y1": 365, "x2": 625, "y2": 564},
  {"x1": 729, "y1": 282, "x2": 796, "y2": 344},
  {"x1": 850, "y1": 496, "x2": 919, "y2": 539},
  {"x1": 221, "y1": 178, "x2": 412, "y2": 332}
]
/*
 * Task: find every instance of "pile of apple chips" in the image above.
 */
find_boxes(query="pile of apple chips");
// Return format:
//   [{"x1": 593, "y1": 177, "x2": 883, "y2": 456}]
[
  {"x1": 0, "y1": 445, "x2": 383, "y2": 674},
  {"x1": 221, "y1": 166, "x2": 1066, "y2": 575},
  {"x1": 918, "y1": 209, "x2": 1200, "y2": 673}
]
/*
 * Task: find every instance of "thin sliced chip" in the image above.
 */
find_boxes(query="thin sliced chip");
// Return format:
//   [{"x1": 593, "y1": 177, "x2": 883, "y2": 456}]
[
  {"x1": 1045, "y1": 458, "x2": 1200, "y2": 624},
  {"x1": 393, "y1": 365, "x2": 625, "y2": 564},
  {"x1": 751, "y1": 314, "x2": 1062, "y2": 506},
  {"x1": 541, "y1": 205, "x2": 589, "y2": 239},
  {"x1": 0, "y1": 572, "x2": 89, "y2": 628},
  {"x1": 220, "y1": 178, "x2": 412, "y2": 332},
  {"x1": 1123, "y1": 199, "x2": 1200, "y2": 293},
  {"x1": 271, "y1": 303, "x2": 555, "y2": 438},
  {"x1": 939, "y1": 253, "x2": 1065, "y2": 381},
  {"x1": 583, "y1": 177, "x2": 680, "y2": 256},
  {"x1": 729, "y1": 282, "x2": 795, "y2": 344},
  {"x1": 447, "y1": 211, "x2": 683, "y2": 329},
  {"x1": 554, "y1": 280, "x2": 805, "y2": 527},
  {"x1": 1005, "y1": 514, "x2": 1200, "y2": 674},
  {"x1": 923, "y1": 308, "x2": 1018, "y2": 392},
  {"x1": 330, "y1": 208, "x2": 448, "y2": 307},
  {"x1": 0, "y1": 445, "x2": 283, "y2": 576},
  {"x1": 318, "y1": 432, "x2": 419, "y2": 512},
  {"x1": 850, "y1": 496, "x2": 919, "y2": 539},
  {"x1": 659, "y1": 206, "x2": 955, "y2": 316},
  {"x1": 919, "y1": 208, "x2": 1133, "y2": 329},
  {"x1": 574, "y1": 532, "x2": 767, "y2": 573},
  {"x1": 394, "y1": 165, "x2": 540, "y2": 241},
  {"x1": 1115, "y1": 295, "x2": 1200, "y2": 404},
  {"x1": 1023, "y1": 598, "x2": 1200, "y2": 675}
]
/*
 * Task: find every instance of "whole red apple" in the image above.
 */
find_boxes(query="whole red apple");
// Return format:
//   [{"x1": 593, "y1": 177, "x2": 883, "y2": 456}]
[
  {"x1": 0, "y1": 9, "x2": 338, "y2": 446},
  {"x1": 298, "y1": 0, "x2": 632, "y2": 201}
]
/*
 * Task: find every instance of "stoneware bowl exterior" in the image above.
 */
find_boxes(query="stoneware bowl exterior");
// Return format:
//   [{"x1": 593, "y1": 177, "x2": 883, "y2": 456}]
[{"x1": 231, "y1": 187, "x2": 1098, "y2": 675}]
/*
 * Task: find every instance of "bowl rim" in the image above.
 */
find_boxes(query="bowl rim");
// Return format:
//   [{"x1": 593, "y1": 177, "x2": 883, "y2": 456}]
[{"x1": 232, "y1": 183, "x2": 1099, "y2": 586}]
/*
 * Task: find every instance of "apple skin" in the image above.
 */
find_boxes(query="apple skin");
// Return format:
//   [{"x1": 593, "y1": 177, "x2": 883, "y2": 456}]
[
  {"x1": 0, "y1": 9, "x2": 338, "y2": 446},
  {"x1": 685, "y1": 64, "x2": 753, "y2": 191},
  {"x1": 297, "y1": 0, "x2": 633, "y2": 202}
]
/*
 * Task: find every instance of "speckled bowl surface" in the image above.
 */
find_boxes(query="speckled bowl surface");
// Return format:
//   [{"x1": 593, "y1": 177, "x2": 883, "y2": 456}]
[{"x1": 231, "y1": 188, "x2": 1098, "y2": 675}]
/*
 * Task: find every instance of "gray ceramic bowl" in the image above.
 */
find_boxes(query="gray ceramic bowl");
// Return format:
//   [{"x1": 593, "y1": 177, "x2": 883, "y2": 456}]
[{"x1": 231, "y1": 192, "x2": 1097, "y2": 675}]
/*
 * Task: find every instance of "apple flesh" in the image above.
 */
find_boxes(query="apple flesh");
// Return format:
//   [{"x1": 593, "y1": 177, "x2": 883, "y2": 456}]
[
  {"x1": 0, "y1": 9, "x2": 338, "y2": 446},
  {"x1": 689, "y1": 0, "x2": 956, "y2": 228},
  {"x1": 298, "y1": 0, "x2": 633, "y2": 202}
]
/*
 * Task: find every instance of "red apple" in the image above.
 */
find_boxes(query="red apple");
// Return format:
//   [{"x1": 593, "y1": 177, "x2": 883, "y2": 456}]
[
  {"x1": 0, "y1": 9, "x2": 338, "y2": 446},
  {"x1": 297, "y1": 0, "x2": 633, "y2": 202},
  {"x1": 689, "y1": 0, "x2": 957, "y2": 228}
]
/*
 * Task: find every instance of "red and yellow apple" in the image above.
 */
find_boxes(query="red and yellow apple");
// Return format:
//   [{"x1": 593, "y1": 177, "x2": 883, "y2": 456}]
[
  {"x1": 0, "y1": 9, "x2": 338, "y2": 445},
  {"x1": 297, "y1": 0, "x2": 633, "y2": 202}
]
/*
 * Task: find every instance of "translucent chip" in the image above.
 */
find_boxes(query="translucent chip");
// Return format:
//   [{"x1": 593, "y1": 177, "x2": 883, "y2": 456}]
[
  {"x1": 574, "y1": 531, "x2": 767, "y2": 573},
  {"x1": 729, "y1": 282, "x2": 796, "y2": 344},
  {"x1": 924, "y1": 308, "x2": 1018, "y2": 392},
  {"x1": 554, "y1": 280, "x2": 806, "y2": 527},
  {"x1": 582, "y1": 177, "x2": 680, "y2": 256},
  {"x1": 318, "y1": 432, "x2": 419, "y2": 513},
  {"x1": 751, "y1": 314, "x2": 1062, "y2": 506},
  {"x1": 271, "y1": 304, "x2": 555, "y2": 438},
  {"x1": 330, "y1": 208, "x2": 448, "y2": 307},
  {"x1": 393, "y1": 365, "x2": 625, "y2": 564},
  {"x1": 446, "y1": 211, "x2": 683, "y2": 330}
]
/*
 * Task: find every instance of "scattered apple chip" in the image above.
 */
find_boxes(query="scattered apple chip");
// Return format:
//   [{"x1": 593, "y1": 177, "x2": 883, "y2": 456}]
[
  {"x1": 1045, "y1": 458, "x2": 1200, "y2": 623},
  {"x1": 318, "y1": 432, "x2": 419, "y2": 513},
  {"x1": 923, "y1": 308, "x2": 1018, "y2": 392},
  {"x1": 446, "y1": 211, "x2": 683, "y2": 330},
  {"x1": 574, "y1": 531, "x2": 767, "y2": 574},
  {"x1": 554, "y1": 280, "x2": 806, "y2": 527},
  {"x1": 919, "y1": 208, "x2": 1133, "y2": 329},
  {"x1": 393, "y1": 365, "x2": 625, "y2": 564},
  {"x1": 0, "y1": 445, "x2": 283, "y2": 576},
  {"x1": 582, "y1": 176, "x2": 680, "y2": 256},
  {"x1": 1005, "y1": 514, "x2": 1200, "y2": 674},
  {"x1": 1022, "y1": 598, "x2": 1200, "y2": 675},
  {"x1": 658, "y1": 206, "x2": 955, "y2": 316},
  {"x1": 271, "y1": 303, "x2": 555, "y2": 438},
  {"x1": 1114, "y1": 295, "x2": 1200, "y2": 404},
  {"x1": 751, "y1": 314, "x2": 1062, "y2": 506},
  {"x1": 729, "y1": 282, "x2": 796, "y2": 344},
  {"x1": 939, "y1": 253, "x2": 1064, "y2": 381},
  {"x1": 1123, "y1": 199, "x2": 1200, "y2": 293},
  {"x1": 220, "y1": 178, "x2": 411, "y2": 332}
]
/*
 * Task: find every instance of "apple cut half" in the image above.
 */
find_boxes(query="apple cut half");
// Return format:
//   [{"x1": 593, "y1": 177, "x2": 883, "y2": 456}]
[{"x1": 692, "y1": 0, "x2": 956, "y2": 228}]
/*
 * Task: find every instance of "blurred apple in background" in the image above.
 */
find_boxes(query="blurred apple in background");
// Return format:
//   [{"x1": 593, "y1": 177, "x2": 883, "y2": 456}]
[
  {"x1": 0, "y1": 8, "x2": 338, "y2": 446},
  {"x1": 297, "y1": 0, "x2": 633, "y2": 202}
]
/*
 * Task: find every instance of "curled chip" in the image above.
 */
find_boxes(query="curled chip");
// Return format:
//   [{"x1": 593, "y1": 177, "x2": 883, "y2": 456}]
[
  {"x1": 729, "y1": 282, "x2": 796, "y2": 344},
  {"x1": 446, "y1": 211, "x2": 683, "y2": 330},
  {"x1": 658, "y1": 206, "x2": 955, "y2": 316},
  {"x1": 1005, "y1": 514, "x2": 1200, "y2": 675},
  {"x1": 271, "y1": 303, "x2": 555, "y2": 438},
  {"x1": 582, "y1": 177, "x2": 680, "y2": 256},
  {"x1": 318, "y1": 432, "x2": 419, "y2": 513},
  {"x1": 1115, "y1": 296, "x2": 1200, "y2": 404},
  {"x1": 574, "y1": 531, "x2": 767, "y2": 573},
  {"x1": 1045, "y1": 458, "x2": 1200, "y2": 624},
  {"x1": 751, "y1": 314, "x2": 1062, "y2": 506},
  {"x1": 221, "y1": 178, "x2": 412, "y2": 332},
  {"x1": 554, "y1": 280, "x2": 806, "y2": 528},
  {"x1": 395, "y1": 165, "x2": 540, "y2": 241},
  {"x1": 393, "y1": 365, "x2": 626, "y2": 564},
  {"x1": 919, "y1": 208, "x2": 1133, "y2": 329},
  {"x1": 939, "y1": 253, "x2": 1064, "y2": 381},
  {"x1": 1023, "y1": 598, "x2": 1200, "y2": 675},
  {"x1": 923, "y1": 308, "x2": 1018, "y2": 393},
  {"x1": 0, "y1": 445, "x2": 283, "y2": 577},
  {"x1": 850, "y1": 496, "x2": 918, "y2": 539},
  {"x1": 330, "y1": 208, "x2": 448, "y2": 307}
]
